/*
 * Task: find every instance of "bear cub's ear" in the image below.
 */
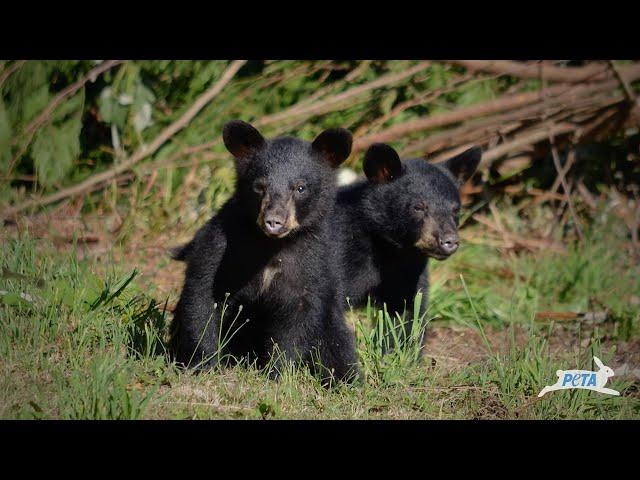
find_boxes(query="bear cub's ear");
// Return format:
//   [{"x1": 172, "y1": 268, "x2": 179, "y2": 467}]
[
  {"x1": 438, "y1": 146, "x2": 482, "y2": 186},
  {"x1": 312, "y1": 128, "x2": 353, "y2": 168},
  {"x1": 363, "y1": 143, "x2": 402, "y2": 184},
  {"x1": 223, "y1": 120, "x2": 266, "y2": 158}
]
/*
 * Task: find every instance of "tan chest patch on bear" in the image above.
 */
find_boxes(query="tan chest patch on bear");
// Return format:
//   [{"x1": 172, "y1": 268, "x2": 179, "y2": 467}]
[{"x1": 260, "y1": 259, "x2": 283, "y2": 293}]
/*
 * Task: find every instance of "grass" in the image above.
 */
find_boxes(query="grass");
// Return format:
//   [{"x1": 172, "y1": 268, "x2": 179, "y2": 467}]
[{"x1": 1, "y1": 206, "x2": 639, "y2": 419}]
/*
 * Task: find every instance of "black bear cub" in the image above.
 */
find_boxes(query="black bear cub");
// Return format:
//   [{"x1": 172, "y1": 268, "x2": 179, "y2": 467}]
[
  {"x1": 171, "y1": 120, "x2": 359, "y2": 385},
  {"x1": 337, "y1": 144, "x2": 482, "y2": 335}
]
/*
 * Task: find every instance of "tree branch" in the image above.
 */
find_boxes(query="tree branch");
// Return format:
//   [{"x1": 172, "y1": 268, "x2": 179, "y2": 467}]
[
  {"x1": 254, "y1": 61, "x2": 432, "y2": 126},
  {"x1": 446, "y1": 60, "x2": 640, "y2": 84},
  {"x1": 0, "y1": 60, "x2": 26, "y2": 90},
  {"x1": 400, "y1": 91, "x2": 624, "y2": 157},
  {"x1": 2, "y1": 60, "x2": 247, "y2": 220},
  {"x1": 352, "y1": 77, "x2": 634, "y2": 153}
]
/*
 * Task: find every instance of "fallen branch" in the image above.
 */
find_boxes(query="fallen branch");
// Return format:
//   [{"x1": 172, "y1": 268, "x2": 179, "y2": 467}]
[
  {"x1": 534, "y1": 311, "x2": 608, "y2": 323},
  {"x1": 607, "y1": 60, "x2": 637, "y2": 102},
  {"x1": 401, "y1": 90, "x2": 625, "y2": 158},
  {"x1": 354, "y1": 72, "x2": 477, "y2": 138},
  {"x1": 446, "y1": 60, "x2": 640, "y2": 85},
  {"x1": 425, "y1": 122, "x2": 577, "y2": 166},
  {"x1": 2, "y1": 60, "x2": 247, "y2": 220},
  {"x1": 255, "y1": 61, "x2": 431, "y2": 127},
  {"x1": 549, "y1": 137, "x2": 584, "y2": 242},
  {"x1": 352, "y1": 77, "x2": 632, "y2": 153}
]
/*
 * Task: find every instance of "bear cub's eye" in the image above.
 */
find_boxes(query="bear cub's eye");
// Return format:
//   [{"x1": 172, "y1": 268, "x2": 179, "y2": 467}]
[
  {"x1": 295, "y1": 184, "x2": 306, "y2": 194},
  {"x1": 253, "y1": 181, "x2": 266, "y2": 194},
  {"x1": 414, "y1": 201, "x2": 428, "y2": 212}
]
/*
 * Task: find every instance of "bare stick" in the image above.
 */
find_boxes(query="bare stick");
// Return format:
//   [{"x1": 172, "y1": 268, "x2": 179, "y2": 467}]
[
  {"x1": 549, "y1": 149, "x2": 576, "y2": 195},
  {"x1": 548, "y1": 133, "x2": 584, "y2": 242},
  {"x1": 446, "y1": 60, "x2": 640, "y2": 84},
  {"x1": 355, "y1": 72, "x2": 476, "y2": 138},
  {"x1": 352, "y1": 78, "x2": 629, "y2": 153},
  {"x1": 607, "y1": 60, "x2": 637, "y2": 102},
  {"x1": 428, "y1": 122, "x2": 577, "y2": 166},
  {"x1": 255, "y1": 61, "x2": 431, "y2": 127},
  {"x1": 0, "y1": 60, "x2": 26, "y2": 90},
  {"x1": 401, "y1": 91, "x2": 623, "y2": 158},
  {"x1": 2, "y1": 60, "x2": 247, "y2": 219}
]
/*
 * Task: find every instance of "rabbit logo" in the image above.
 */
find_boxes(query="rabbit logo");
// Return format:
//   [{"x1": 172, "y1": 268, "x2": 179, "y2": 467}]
[{"x1": 538, "y1": 356, "x2": 620, "y2": 397}]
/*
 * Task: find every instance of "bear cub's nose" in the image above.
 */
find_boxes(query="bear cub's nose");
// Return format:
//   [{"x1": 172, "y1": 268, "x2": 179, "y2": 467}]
[
  {"x1": 264, "y1": 216, "x2": 285, "y2": 235},
  {"x1": 439, "y1": 233, "x2": 459, "y2": 255}
]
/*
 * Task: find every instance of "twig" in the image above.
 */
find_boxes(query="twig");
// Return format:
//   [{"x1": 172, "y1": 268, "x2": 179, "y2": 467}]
[
  {"x1": 0, "y1": 60, "x2": 26, "y2": 90},
  {"x1": 575, "y1": 181, "x2": 599, "y2": 211},
  {"x1": 354, "y1": 72, "x2": 476, "y2": 137},
  {"x1": 549, "y1": 148, "x2": 576, "y2": 194},
  {"x1": 283, "y1": 61, "x2": 361, "y2": 110},
  {"x1": 488, "y1": 202, "x2": 513, "y2": 249},
  {"x1": 163, "y1": 401, "x2": 247, "y2": 411},
  {"x1": 607, "y1": 60, "x2": 637, "y2": 102},
  {"x1": 548, "y1": 133, "x2": 584, "y2": 242},
  {"x1": 534, "y1": 311, "x2": 608, "y2": 323},
  {"x1": 431, "y1": 122, "x2": 577, "y2": 166},
  {"x1": 2, "y1": 60, "x2": 247, "y2": 220}
]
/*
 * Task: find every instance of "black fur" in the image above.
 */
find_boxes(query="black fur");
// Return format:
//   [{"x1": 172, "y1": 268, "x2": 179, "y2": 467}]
[
  {"x1": 170, "y1": 121, "x2": 359, "y2": 385},
  {"x1": 337, "y1": 144, "x2": 482, "y2": 327}
]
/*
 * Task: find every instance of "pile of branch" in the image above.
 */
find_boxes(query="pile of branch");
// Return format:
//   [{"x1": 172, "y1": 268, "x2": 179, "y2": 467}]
[
  {"x1": 354, "y1": 61, "x2": 640, "y2": 166},
  {"x1": 3, "y1": 60, "x2": 639, "y2": 220}
]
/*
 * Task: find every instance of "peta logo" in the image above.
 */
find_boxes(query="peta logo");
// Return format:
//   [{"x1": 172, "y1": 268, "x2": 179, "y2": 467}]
[{"x1": 538, "y1": 356, "x2": 620, "y2": 397}]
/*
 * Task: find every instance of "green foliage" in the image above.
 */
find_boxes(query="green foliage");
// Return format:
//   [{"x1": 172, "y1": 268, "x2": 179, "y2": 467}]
[
  {"x1": 1, "y1": 60, "x2": 87, "y2": 185},
  {"x1": 355, "y1": 292, "x2": 430, "y2": 387},
  {"x1": 31, "y1": 89, "x2": 85, "y2": 185},
  {"x1": 1, "y1": 60, "x2": 532, "y2": 199},
  {"x1": 456, "y1": 79, "x2": 496, "y2": 106},
  {"x1": 55, "y1": 355, "x2": 157, "y2": 420},
  {"x1": 98, "y1": 62, "x2": 156, "y2": 138},
  {"x1": 0, "y1": 98, "x2": 11, "y2": 171}
]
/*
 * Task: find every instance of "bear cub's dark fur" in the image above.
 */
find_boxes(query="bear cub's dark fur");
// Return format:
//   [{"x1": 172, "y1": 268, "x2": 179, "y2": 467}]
[
  {"x1": 337, "y1": 144, "x2": 482, "y2": 334},
  {"x1": 170, "y1": 120, "x2": 359, "y2": 385}
]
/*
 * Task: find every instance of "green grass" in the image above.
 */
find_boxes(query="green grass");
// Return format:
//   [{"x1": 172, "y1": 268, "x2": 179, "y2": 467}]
[{"x1": 1, "y1": 211, "x2": 639, "y2": 419}]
